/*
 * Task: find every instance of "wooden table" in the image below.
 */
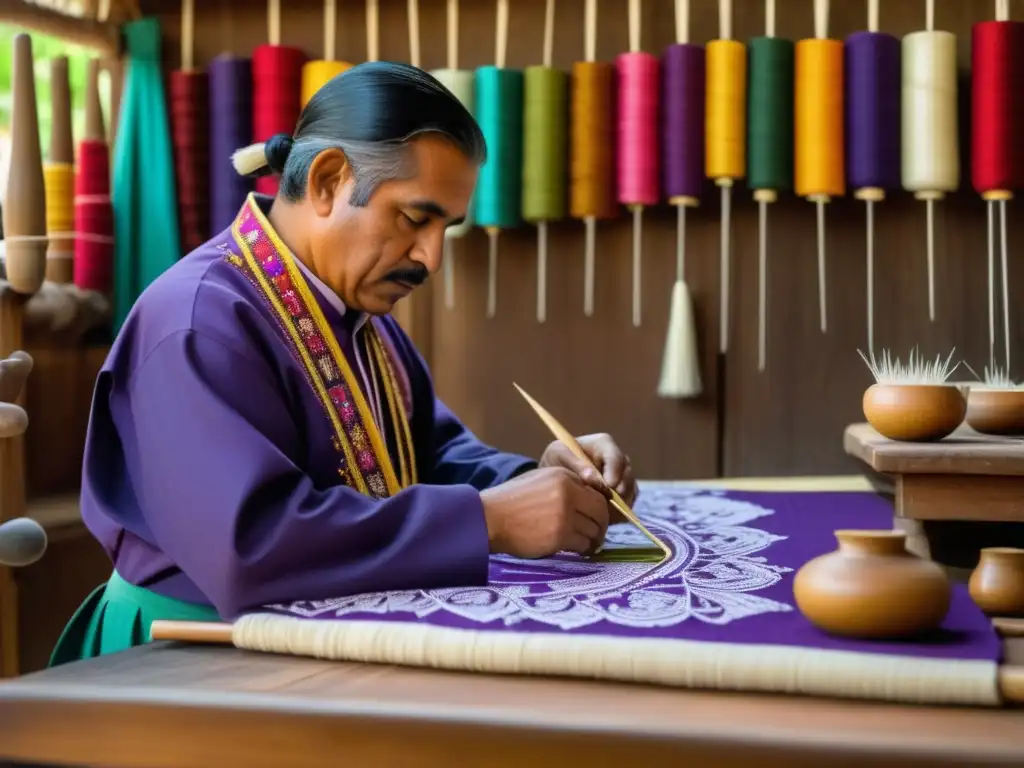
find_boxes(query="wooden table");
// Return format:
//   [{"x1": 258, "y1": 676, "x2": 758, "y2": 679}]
[
  {"x1": 844, "y1": 423, "x2": 1024, "y2": 570},
  {"x1": 2, "y1": 475, "x2": 1022, "y2": 767},
  {"x1": 0, "y1": 639, "x2": 1023, "y2": 768}
]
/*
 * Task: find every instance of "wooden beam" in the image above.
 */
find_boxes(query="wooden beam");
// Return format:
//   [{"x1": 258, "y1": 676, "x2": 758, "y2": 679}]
[{"x1": 0, "y1": 1, "x2": 122, "y2": 57}]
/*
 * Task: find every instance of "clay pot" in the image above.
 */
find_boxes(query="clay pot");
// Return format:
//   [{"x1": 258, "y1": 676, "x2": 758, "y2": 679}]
[
  {"x1": 862, "y1": 383, "x2": 966, "y2": 442},
  {"x1": 965, "y1": 389, "x2": 1024, "y2": 436},
  {"x1": 794, "y1": 529, "x2": 952, "y2": 639},
  {"x1": 968, "y1": 547, "x2": 1024, "y2": 617}
]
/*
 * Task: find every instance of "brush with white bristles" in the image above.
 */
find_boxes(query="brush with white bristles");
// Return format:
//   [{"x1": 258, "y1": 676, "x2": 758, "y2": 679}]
[{"x1": 857, "y1": 347, "x2": 960, "y2": 385}]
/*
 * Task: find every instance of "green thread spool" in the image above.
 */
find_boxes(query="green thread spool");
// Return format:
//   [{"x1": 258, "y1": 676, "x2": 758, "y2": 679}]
[
  {"x1": 747, "y1": 36, "x2": 794, "y2": 195},
  {"x1": 522, "y1": 66, "x2": 568, "y2": 221},
  {"x1": 522, "y1": 64, "x2": 567, "y2": 323},
  {"x1": 746, "y1": 33, "x2": 794, "y2": 373}
]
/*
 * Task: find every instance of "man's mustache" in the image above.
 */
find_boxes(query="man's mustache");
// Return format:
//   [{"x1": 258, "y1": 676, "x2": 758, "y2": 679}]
[{"x1": 386, "y1": 264, "x2": 429, "y2": 286}]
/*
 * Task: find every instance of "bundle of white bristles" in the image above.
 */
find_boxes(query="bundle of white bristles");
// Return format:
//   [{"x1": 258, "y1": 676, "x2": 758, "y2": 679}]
[{"x1": 231, "y1": 142, "x2": 273, "y2": 177}]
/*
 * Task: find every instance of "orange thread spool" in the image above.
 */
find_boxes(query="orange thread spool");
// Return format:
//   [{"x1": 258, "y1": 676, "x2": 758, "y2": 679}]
[{"x1": 571, "y1": 61, "x2": 617, "y2": 220}]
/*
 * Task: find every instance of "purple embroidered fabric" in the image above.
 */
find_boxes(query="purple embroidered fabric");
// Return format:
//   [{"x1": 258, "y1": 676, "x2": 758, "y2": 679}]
[{"x1": 260, "y1": 487, "x2": 1001, "y2": 663}]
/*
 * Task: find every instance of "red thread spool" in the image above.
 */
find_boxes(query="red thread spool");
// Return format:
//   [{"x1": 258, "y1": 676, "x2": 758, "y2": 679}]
[
  {"x1": 170, "y1": 69, "x2": 210, "y2": 253},
  {"x1": 971, "y1": 21, "x2": 1024, "y2": 198},
  {"x1": 252, "y1": 44, "x2": 306, "y2": 196},
  {"x1": 74, "y1": 139, "x2": 114, "y2": 294}
]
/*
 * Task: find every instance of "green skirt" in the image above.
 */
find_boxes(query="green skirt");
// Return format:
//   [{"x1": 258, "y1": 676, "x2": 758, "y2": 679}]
[{"x1": 49, "y1": 570, "x2": 220, "y2": 667}]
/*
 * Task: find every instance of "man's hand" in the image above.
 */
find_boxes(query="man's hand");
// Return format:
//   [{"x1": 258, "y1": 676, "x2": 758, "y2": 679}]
[
  {"x1": 538, "y1": 433, "x2": 638, "y2": 512},
  {"x1": 480, "y1": 467, "x2": 610, "y2": 558}
]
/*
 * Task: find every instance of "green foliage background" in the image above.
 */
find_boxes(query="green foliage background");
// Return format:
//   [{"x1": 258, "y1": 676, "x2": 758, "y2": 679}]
[{"x1": 0, "y1": 23, "x2": 96, "y2": 153}]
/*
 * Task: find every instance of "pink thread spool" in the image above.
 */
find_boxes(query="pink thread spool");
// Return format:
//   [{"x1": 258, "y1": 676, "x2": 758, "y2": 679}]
[
  {"x1": 616, "y1": 51, "x2": 660, "y2": 327},
  {"x1": 617, "y1": 52, "x2": 660, "y2": 205}
]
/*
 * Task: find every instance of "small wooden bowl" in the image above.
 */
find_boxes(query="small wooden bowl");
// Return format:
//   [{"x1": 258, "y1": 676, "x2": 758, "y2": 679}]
[
  {"x1": 965, "y1": 388, "x2": 1024, "y2": 436},
  {"x1": 863, "y1": 383, "x2": 966, "y2": 442}
]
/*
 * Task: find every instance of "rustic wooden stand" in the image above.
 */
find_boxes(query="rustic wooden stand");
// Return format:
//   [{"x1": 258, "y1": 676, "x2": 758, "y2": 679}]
[{"x1": 844, "y1": 423, "x2": 1024, "y2": 573}]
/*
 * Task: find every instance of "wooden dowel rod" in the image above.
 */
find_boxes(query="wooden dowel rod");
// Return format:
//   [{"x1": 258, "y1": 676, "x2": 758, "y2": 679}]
[
  {"x1": 149, "y1": 621, "x2": 235, "y2": 644},
  {"x1": 0, "y1": 1, "x2": 121, "y2": 57}
]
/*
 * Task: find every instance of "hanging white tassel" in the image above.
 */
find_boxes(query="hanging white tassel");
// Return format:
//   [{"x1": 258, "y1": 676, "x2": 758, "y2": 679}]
[{"x1": 658, "y1": 278, "x2": 702, "y2": 398}]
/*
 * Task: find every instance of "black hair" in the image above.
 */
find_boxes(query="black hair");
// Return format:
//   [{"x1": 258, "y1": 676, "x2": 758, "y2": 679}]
[{"x1": 259, "y1": 61, "x2": 485, "y2": 206}]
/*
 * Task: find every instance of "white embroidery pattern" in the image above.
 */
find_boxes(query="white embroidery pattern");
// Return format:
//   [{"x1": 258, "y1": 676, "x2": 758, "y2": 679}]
[{"x1": 269, "y1": 487, "x2": 794, "y2": 631}]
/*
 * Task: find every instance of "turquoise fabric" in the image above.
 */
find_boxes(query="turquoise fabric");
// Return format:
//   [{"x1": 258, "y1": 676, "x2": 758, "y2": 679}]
[
  {"x1": 49, "y1": 571, "x2": 220, "y2": 667},
  {"x1": 112, "y1": 17, "x2": 181, "y2": 333}
]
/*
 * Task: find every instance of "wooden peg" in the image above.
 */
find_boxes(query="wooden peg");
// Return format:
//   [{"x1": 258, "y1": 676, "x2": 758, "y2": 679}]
[
  {"x1": 84, "y1": 58, "x2": 106, "y2": 141},
  {"x1": 49, "y1": 57, "x2": 74, "y2": 163},
  {"x1": 4, "y1": 34, "x2": 48, "y2": 296}
]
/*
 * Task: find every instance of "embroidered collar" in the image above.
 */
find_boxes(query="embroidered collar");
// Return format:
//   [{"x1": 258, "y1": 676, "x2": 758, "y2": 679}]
[{"x1": 225, "y1": 194, "x2": 418, "y2": 498}]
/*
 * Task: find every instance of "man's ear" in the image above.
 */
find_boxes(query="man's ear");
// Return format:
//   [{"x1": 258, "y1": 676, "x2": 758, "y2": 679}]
[{"x1": 306, "y1": 148, "x2": 351, "y2": 216}]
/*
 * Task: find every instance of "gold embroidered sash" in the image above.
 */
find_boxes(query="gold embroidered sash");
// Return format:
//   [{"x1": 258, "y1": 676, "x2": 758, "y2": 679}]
[{"x1": 226, "y1": 195, "x2": 417, "y2": 498}]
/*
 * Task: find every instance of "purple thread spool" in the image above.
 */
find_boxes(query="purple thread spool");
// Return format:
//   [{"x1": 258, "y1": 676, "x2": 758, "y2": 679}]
[
  {"x1": 845, "y1": 31, "x2": 901, "y2": 195},
  {"x1": 208, "y1": 55, "x2": 254, "y2": 232},
  {"x1": 662, "y1": 43, "x2": 705, "y2": 203}
]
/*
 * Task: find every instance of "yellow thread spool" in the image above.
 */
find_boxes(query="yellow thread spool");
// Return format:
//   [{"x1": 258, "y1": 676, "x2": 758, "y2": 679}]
[
  {"x1": 301, "y1": 60, "x2": 353, "y2": 108},
  {"x1": 705, "y1": 39, "x2": 746, "y2": 181},
  {"x1": 43, "y1": 161, "x2": 75, "y2": 283},
  {"x1": 795, "y1": 38, "x2": 844, "y2": 199}
]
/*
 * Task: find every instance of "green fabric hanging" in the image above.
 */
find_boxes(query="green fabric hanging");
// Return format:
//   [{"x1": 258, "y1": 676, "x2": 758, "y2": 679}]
[{"x1": 112, "y1": 17, "x2": 181, "y2": 333}]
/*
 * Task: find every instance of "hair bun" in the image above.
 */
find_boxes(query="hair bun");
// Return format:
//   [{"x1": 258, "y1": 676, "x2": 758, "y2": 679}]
[{"x1": 264, "y1": 133, "x2": 295, "y2": 173}]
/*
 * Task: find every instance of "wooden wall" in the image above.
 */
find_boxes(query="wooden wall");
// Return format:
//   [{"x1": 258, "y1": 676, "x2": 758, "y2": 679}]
[{"x1": 143, "y1": 0, "x2": 1022, "y2": 479}]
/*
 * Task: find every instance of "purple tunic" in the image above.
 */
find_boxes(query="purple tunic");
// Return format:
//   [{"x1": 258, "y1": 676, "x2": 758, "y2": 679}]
[{"x1": 80, "y1": 195, "x2": 535, "y2": 618}]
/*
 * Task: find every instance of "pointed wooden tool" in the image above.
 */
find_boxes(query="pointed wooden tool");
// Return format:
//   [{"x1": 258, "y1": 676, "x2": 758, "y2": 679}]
[{"x1": 513, "y1": 383, "x2": 671, "y2": 562}]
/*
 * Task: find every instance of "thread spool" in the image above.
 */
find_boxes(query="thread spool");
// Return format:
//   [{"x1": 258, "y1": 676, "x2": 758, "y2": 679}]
[
  {"x1": 795, "y1": 0, "x2": 843, "y2": 334},
  {"x1": 4, "y1": 34, "x2": 47, "y2": 296},
  {"x1": 747, "y1": 0, "x2": 794, "y2": 371},
  {"x1": 170, "y1": 70, "x2": 210, "y2": 253},
  {"x1": 617, "y1": 51, "x2": 659, "y2": 328},
  {"x1": 474, "y1": 65, "x2": 524, "y2": 313},
  {"x1": 432, "y1": 69, "x2": 475, "y2": 241},
  {"x1": 706, "y1": 0, "x2": 746, "y2": 355},
  {"x1": 475, "y1": 0, "x2": 520, "y2": 319},
  {"x1": 433, "y1": 67, "x2": 475, "y2": 309},
  {"x1": 847, "y1": 7, "x2": 900, "y2": 354},
  {"x1": 301, "y1": 0, "x2": 351, "y2": 107},
  {"x1": 571, "y1": 0, "x2": 616, "y2": 318},
  {"x1": 523, "y1": 64, "x2": 567, "y2": 324},
  {"x1": 74, "y1": 140, "x2": 114, "y2": 295},
  {"x1": 971, "y1": 13, "x2": 1024, "y2": 375},
  {"x1": 658, "y1": 0, "x2": 703, "y2": 399},
  {"x1": 301, "y1": 60, "x2": 351, "y2": 108},
  {"x1": 45, "y1": 55, "x2": 75, "y2": 284},
  {"x1": 209, "y1": 55, "x2": 254, "y2": 232},
  {"x1": 252, "y1": 42, "x2": 307, "y2": 196},
  {"x1": 902, "y1": 20, "x2": 958, "y2": 327}
]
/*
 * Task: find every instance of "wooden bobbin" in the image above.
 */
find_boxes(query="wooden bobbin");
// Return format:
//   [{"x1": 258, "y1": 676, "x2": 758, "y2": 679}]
[
  {"x1": 807, "y1": 193, "x2": 831, "y2": 204},
  {"x1": 854, "y1": 187, "x2": 885, "y2": 203},
  {"x1": 4, "y1": 34, "x2": 48, "y2": 297},
  {"x1": 669, "y1": 195, "x2": 700, "y2": 208},
  {"x1": 914, "y1": 190, "x2": 945, "y2": 201},
  {"x1": 753, "y1": 189, "x2": 777, "y2": 203},
  {"x1": 715, "y1": 177, "x2": 734, "y2": 190},
  {"x1": 983, "y1": 190, "x2": 1014, "y2": 202},
  {"x1": 47, "y1": 56, "x2": 75, "y2": 285}
]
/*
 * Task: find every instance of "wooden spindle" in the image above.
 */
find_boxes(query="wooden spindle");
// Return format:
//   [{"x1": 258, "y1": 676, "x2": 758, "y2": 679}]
[{"x1": 4, "y1": 35, "x2": 48, "y2": 296}]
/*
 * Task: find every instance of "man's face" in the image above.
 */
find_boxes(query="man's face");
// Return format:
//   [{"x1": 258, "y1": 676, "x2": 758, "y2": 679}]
[{"x1": 306, "y1": 136, "x2": 477, "y2": 314}]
